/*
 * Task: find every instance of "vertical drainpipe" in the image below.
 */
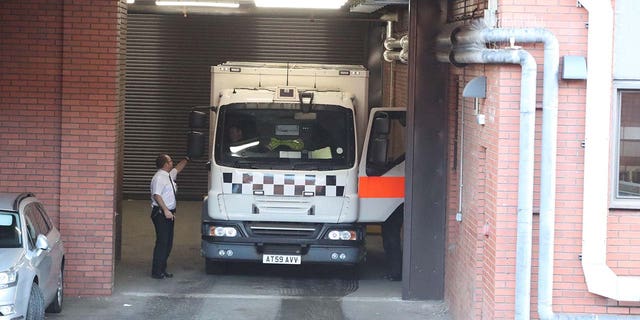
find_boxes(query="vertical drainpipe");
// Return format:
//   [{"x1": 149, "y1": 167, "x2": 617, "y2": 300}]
[
  {"x1": 484, "y1": 30, "x2": 558, "y2": 320},
  {"x1": 442, "y1": 17, "x2": 640, "y2": 317},
  {"x1": 442, "y1": 46, "x2": 537, "y2": 320},
  {"x1": 478, "y1": 30, "x2": 559, "y2": 320},
  {"x1": 452, "y1": 26, "x2": 558, "y2": 319},
  {"x1": 461, "y1": 28, "x2": 559, "y2": 320}
]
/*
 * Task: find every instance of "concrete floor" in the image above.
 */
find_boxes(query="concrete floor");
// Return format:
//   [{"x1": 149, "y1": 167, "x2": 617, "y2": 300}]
[{"x1": 46, "y1": 200, "x2": 450, "y2": 320}]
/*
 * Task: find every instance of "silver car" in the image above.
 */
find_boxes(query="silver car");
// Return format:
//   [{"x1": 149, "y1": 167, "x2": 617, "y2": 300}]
[{"x1": 0, "y1": 193, "x2": 64, "y2": 320}]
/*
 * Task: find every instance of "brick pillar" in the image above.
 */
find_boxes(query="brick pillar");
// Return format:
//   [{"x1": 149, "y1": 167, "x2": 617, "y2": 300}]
[{"x1": 60, "y1": 0, "x2": 126, "y2": 296}]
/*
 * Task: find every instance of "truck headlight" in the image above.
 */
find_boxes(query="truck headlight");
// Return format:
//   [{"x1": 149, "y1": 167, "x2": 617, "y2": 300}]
[
  {"x1": 209, "y1": 226, "x2": 238, "y2": 237},
  {"x1": 0, "y1": 269, "x2": 18, "y2": 289},
  {"x1": 327, "y1": 230, "x2": 357, "y2": 241}
]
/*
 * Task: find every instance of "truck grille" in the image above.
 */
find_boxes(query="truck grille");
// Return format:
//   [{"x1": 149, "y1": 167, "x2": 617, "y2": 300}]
[{"x1": 246, "y1": 222, "x2": 320, "y2": 239}]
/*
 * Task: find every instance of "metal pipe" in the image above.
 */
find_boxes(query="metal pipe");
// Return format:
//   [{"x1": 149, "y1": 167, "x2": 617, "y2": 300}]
[
  {"x1": 389, "y1": 60, "x2": 395, "y2": 106},
  {"x1": 460, "y1": 26, "x2": 561, "y2": 320},
  {"x1": 384, "y1": 50, "x2": 401, "y2": 63},
  {"x1": 383, "y1": 19, "x2": 408, "y2": 63},
  {"x1": 441, "y1": 19, "x2": 640, "y2": 319},
  {"x1": 385, "y1": 33, "x2": 408, "y2": 51},
  {"x1": 384, "y1": 49, "x2": 408, "y2": 64},
  {"x1": 455, "y1": 28, "x2": 562, "y2": 320},
  {"x1": 457, "y1": 81, "x2": 465, "y2": 217},
  {"x1": 385, "y1": 37, "x2": 404, "y2": 50},
  {"x1": 447, "y1": 24, "x2": 563, "y2": 320},
  {"x1": 398, "y1": 35, "x2": 409, "y2": 64},
  {"x1": 445, "y1": 46, "x2": 537, "y2": 320},
  {"x1": 460, "y1": 12, "x2": 640, "y2": 320}
]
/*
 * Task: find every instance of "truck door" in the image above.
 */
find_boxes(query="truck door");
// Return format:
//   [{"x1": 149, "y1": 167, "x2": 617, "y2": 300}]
[{"x1": 357, "y1": 108, "x2": 406, "y2": 222}]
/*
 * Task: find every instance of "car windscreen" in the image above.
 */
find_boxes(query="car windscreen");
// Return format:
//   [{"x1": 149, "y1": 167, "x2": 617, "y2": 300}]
[
  {"x1": 0, "y1": 211, "x2": 22, "y2": 248},
  {"x1": 214, "y1": 103, "x2": 356, "y2": 170}
]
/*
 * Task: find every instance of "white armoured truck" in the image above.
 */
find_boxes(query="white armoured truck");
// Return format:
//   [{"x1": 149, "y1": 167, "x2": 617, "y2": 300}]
[{"x1": 189, "y1": 62, "x2": 406, "y2": 272}]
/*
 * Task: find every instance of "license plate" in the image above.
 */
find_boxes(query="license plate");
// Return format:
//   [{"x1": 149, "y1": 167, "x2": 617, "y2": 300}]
[{"x1": 262, "y1": 254, "x2": 301, "y2": 265}]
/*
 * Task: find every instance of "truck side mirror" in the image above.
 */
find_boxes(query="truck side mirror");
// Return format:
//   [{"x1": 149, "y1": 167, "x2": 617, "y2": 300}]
[
  {"x1": 189, "y1": 110, "x2": 208, "y2": 129},
  {"x1": 372, "y1": 114, "x2": 390, "y2": 135},
  {"x1": 367, "y1": 113, "x2": 390, "y2": 169},
  {"x1": 368, "y1": 136, "x2": 388, "y2": 167},
  {"x1": 187, "y1": 131, "x2": 205, "y2": 159}
]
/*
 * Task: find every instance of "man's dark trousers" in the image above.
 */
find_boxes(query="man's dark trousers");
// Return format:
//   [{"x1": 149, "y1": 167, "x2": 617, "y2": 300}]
[{"x1": 151, "y1": 206, "x2": 175, "y2": 276}]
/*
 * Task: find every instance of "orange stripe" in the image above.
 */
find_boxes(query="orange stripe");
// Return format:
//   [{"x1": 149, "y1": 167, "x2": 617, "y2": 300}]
[{"x1": 358, "y1": 176, "x2": 405, "y2": 198}]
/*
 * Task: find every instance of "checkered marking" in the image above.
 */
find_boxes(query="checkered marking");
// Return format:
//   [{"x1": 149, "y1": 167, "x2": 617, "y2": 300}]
[{"x1": 222, "y1": 172, "x2": 346, "y2": 197}]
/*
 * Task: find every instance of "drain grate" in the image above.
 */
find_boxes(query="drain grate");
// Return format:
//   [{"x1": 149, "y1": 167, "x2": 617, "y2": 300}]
[{"x1": 279, "y1": 277, "x2": 358, "y2": 298}]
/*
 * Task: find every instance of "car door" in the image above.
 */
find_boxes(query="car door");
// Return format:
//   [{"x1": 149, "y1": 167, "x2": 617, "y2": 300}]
[
  {"x1": 35, "y1": 203, "x2": 63, "y2": 301},
  {"x1": 23, "y1": 203, "x2": 55, "y2": 301},
  {"x1": 357, "y1": 108, "x2": 406, "y2": 222}
]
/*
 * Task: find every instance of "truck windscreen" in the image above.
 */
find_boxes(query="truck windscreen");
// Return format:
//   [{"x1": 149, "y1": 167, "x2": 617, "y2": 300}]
[{"x1": 214, "y1": 103, "x2": 355, "y2": 170}]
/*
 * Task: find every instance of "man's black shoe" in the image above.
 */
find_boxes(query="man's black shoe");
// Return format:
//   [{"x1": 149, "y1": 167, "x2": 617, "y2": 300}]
[
  {"x1": 151, "y1": 273, "x2": 165, "y2": 279},
  {"x1": 163, "y1": 272, "x2": 173, "y2": 278}
]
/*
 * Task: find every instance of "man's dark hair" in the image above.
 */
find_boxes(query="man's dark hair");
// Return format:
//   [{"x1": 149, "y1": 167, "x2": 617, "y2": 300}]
[{"x1": 156, "y1": 154, "x2": 169, "y2": 169}]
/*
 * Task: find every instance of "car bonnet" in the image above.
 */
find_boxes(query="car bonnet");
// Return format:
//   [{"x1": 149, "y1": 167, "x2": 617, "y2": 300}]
[{"x1": 0, "y1": 248, "x2": 25, "y2": 271}]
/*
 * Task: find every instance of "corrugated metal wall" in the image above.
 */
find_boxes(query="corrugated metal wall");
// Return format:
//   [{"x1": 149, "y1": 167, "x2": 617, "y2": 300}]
[{"x1": 124, "y1": 14, "x2": 369, "y2": 199}]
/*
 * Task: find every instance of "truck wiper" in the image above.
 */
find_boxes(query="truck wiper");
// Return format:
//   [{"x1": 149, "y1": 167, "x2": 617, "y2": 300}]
[
  {"x1": 231, "y1": 160, "x2": 293, "y2": 170},
  {"x1": 292, "y1": 163, "x2": 317, "y2": 170},
  {"x1": 232, "y1": 160, "x2": 258, "y2": 168},
  {"x1": 292, "y1": 163, "x2": 336, "y2": 171}
]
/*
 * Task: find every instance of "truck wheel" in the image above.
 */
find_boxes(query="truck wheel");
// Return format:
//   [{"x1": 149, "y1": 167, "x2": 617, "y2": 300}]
[
  {"x1": 46, "y1": 263, "x2": 64, "y2": 313},
  {"x1": 26, "y1": 282, "x2": 45, "y2": 320},
  {"x1": 205, "y1": 259, "x2": 227, "y2": 274}
]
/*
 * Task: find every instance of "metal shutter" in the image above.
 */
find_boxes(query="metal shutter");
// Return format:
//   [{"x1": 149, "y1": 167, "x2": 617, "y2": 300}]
[{"x1": 125, "y1": 14, "x2": 369, "y2": 199}]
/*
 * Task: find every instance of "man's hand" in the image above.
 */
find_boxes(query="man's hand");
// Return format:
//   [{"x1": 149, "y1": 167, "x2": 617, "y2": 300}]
[{"x1": 163, "y1": 208, "x2": 174, "y2": 220}]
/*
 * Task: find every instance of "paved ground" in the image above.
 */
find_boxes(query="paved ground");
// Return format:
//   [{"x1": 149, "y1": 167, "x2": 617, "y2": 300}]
[{"x1": 46, "y1": 200, "x2": 451, "y2": 320}]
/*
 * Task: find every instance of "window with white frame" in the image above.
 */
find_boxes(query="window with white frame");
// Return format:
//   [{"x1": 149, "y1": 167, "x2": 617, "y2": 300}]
[
  {"x1": 613, "y1": 0, "x2": 640, "y2": 208},
  {"x1": 612, "y1": 83, "x2": 640, "y2": 207}
]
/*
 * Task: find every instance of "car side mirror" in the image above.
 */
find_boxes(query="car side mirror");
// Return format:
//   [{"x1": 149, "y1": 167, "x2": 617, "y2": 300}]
[{"x1": 36, "y1": 234, "x2": 50, "y2": 251}]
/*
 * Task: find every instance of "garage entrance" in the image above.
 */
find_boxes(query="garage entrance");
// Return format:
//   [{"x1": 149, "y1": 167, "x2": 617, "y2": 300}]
[
  {"x1": 120, "y1": 0, "x2": 447, "y2": 301},
  {"x1": 2, "y1": 0, "x2": 447, "y2": 303}
]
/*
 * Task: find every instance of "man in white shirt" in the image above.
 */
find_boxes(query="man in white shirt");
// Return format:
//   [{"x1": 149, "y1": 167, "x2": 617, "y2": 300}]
[{"x1": 150, "y1": 154, "x2": 189, "y2": 279}]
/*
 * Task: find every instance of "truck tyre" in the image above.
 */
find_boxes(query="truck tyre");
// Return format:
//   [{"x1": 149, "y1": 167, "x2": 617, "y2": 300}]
[
  {"x1": 46, "y1": 263, "x2": 64, "y2": 313},
  {"x1": 26, "y1": 282, "x2": 45, "y2": 320},
  {"x1": 205, "y1": 259, "x2": 227, "y2": 274}
]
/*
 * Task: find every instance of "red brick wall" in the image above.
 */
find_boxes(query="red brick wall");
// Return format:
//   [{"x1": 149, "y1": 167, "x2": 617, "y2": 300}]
[
  {"x1": 444, "y1": 0, "x2": 640, "y2": 319},
  {"x1": 0, "y1": 0, "x2": 63, "y2": 223},
  {"x1": 446, "y1": 65, "x2": 504, "y2": 319},
  {"x1": 60, "y1": 0, "x2": 126, "y2": 296},
  {"x1": 1, "y1": 0, "x2": 126, "y2": 296}
]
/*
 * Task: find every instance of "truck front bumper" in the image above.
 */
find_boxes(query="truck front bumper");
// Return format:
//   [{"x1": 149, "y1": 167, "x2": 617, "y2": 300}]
[
  {"x1": 201, "y1": 240, "x2": 365, "y2": 264},
  {"x1": 201, "y1": 220, "x2": 366, "y2": 264}
]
